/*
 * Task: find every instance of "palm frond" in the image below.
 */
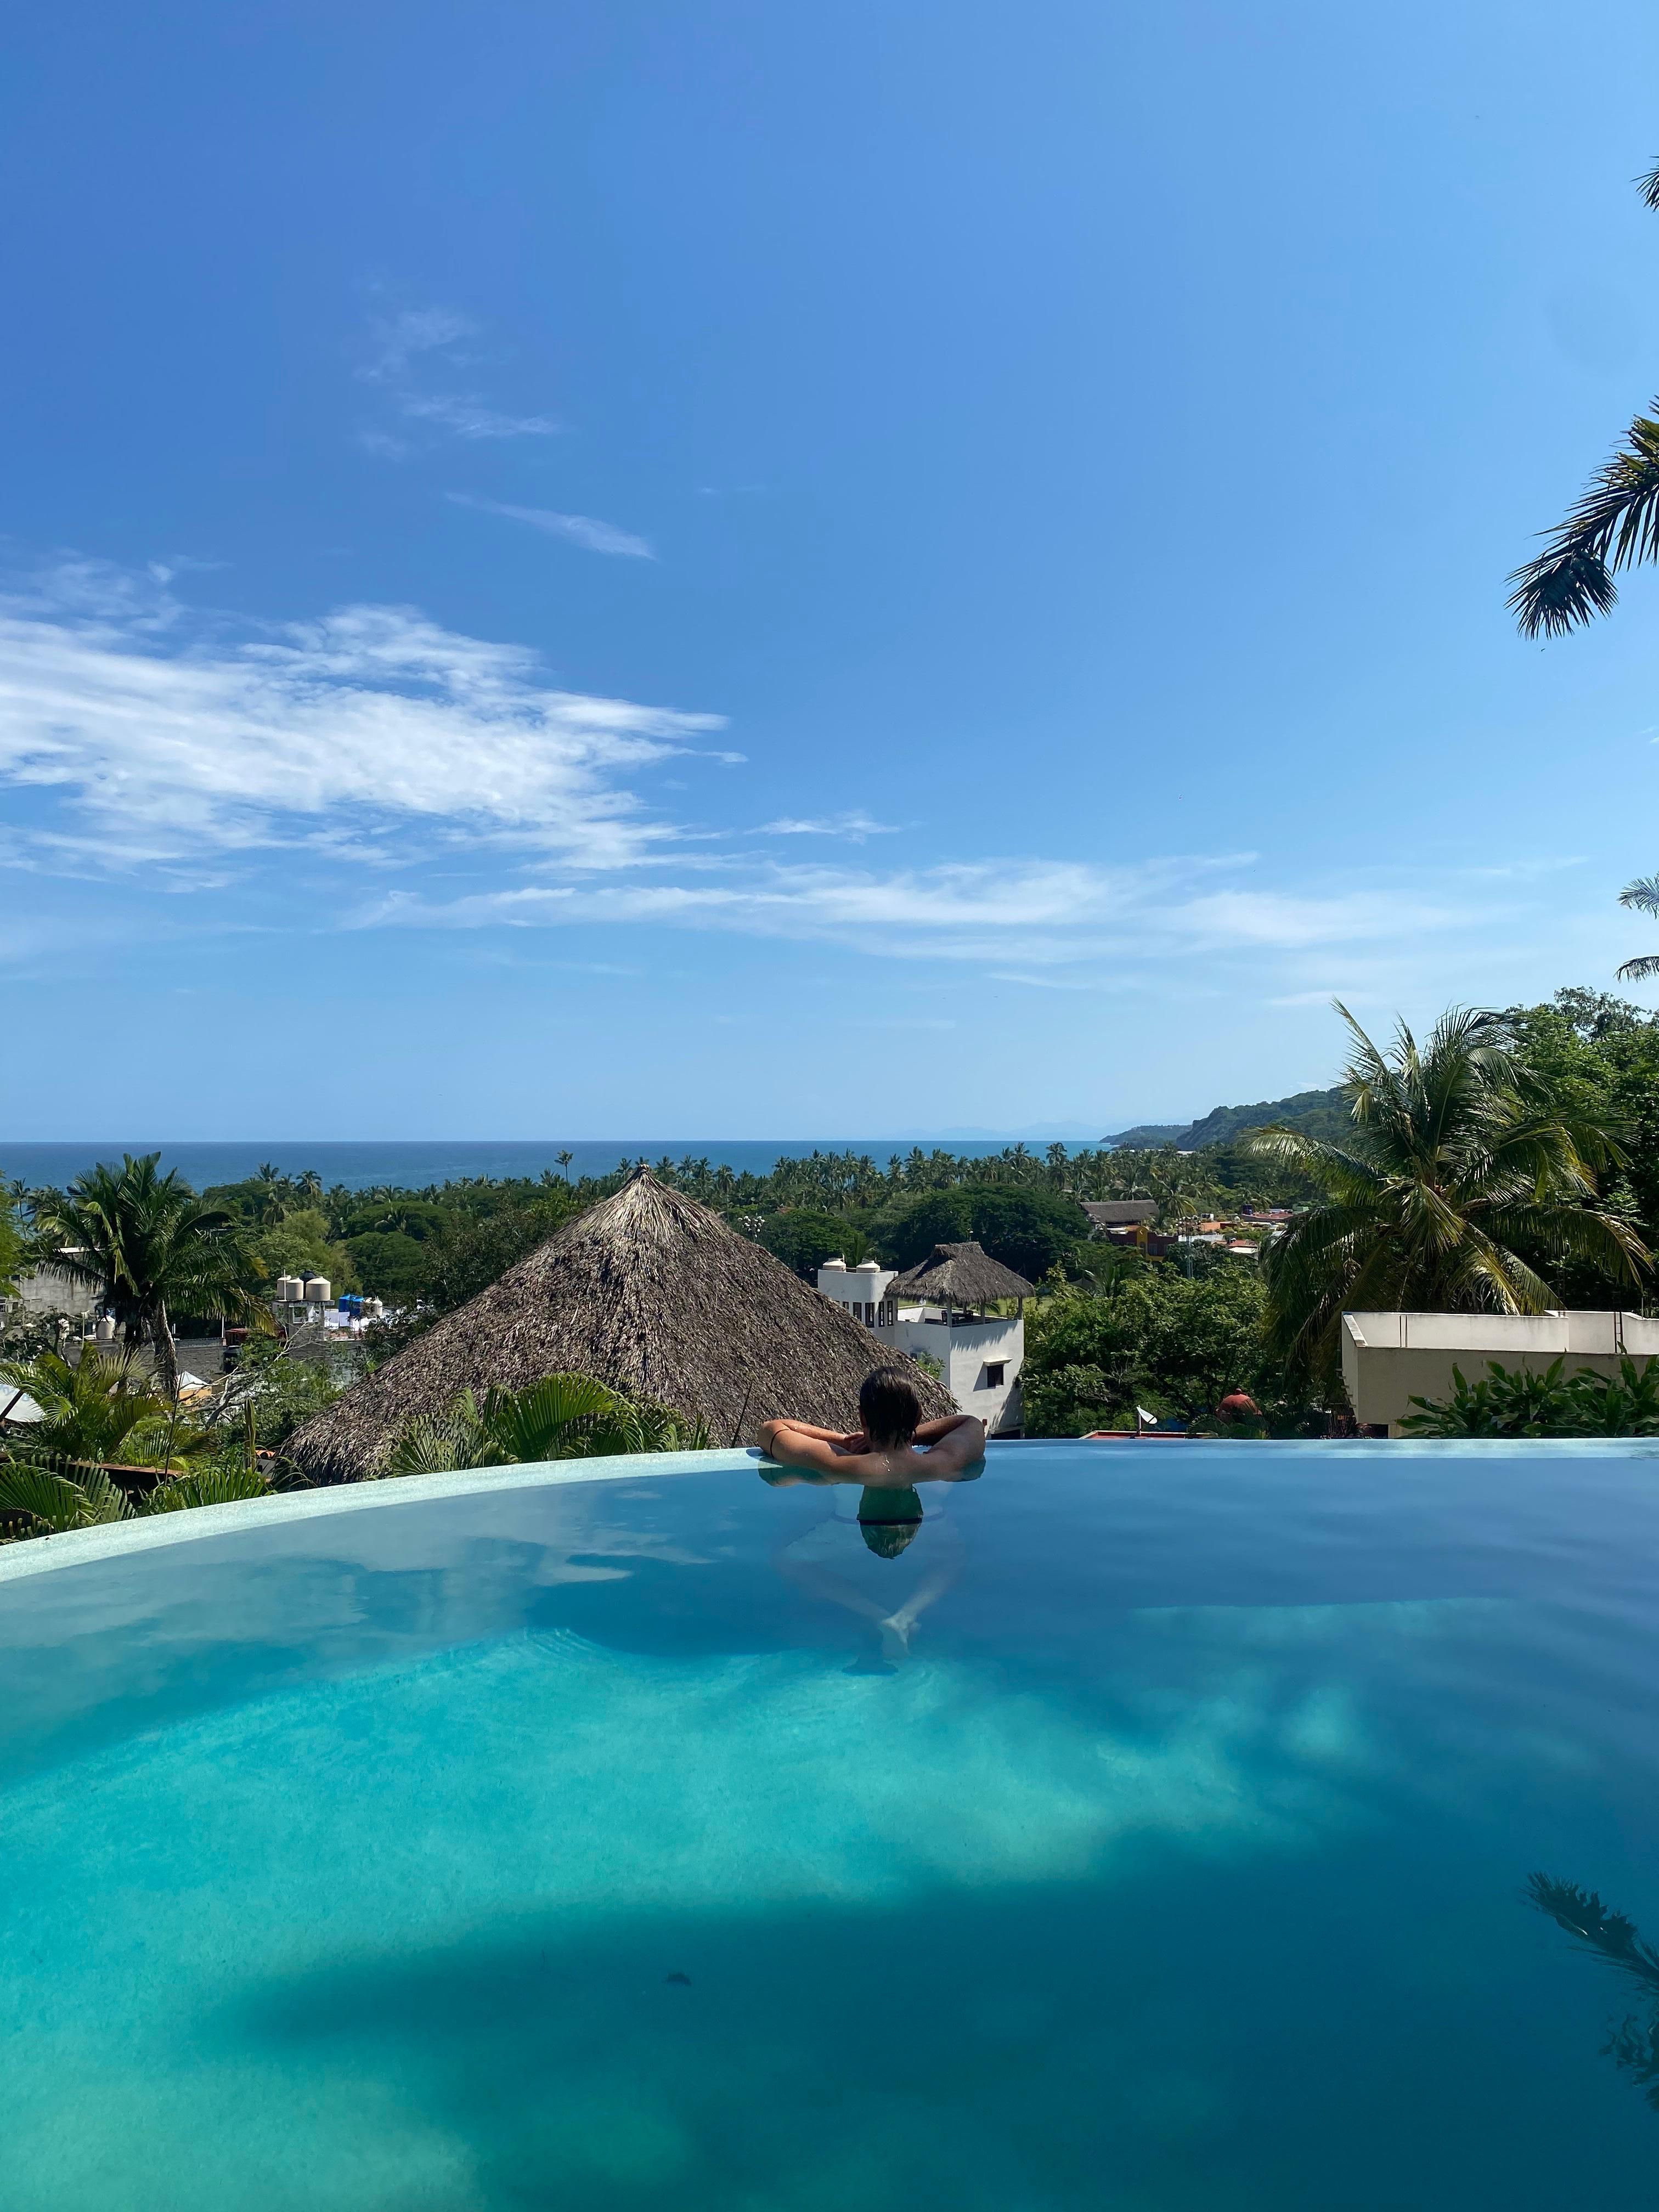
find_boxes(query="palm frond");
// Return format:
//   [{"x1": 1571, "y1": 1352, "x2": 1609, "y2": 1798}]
[
  {"x1": 1509, "y1": 405, "x2": 1659, "y2": 636},
  {"x1": 141, "y1": 1464, "x2": 274, "y2": 1513},
  {"x1": 1618, "y1": 955, "x2": 1659, "y2": 982},
  {"x1": 1641, "y1": 159, "x2": 1659, "y2": 215}
]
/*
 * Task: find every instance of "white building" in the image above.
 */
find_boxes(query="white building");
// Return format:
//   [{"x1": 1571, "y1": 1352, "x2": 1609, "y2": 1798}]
[
  {"x1": 817, "y1": 1242, "x2": 1031, "y2": 1436},
  {"x1": 1341, "y1": 1308, "x2": 1659, "y2": 1434}
]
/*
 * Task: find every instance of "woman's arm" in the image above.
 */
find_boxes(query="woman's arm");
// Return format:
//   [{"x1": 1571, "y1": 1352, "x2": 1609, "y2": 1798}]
[
  {"x1": 912, "y1": 1414, "x2": 978, "y2": 1444},
  {"x1": 915, "y1": 1415, "x2": 987, "y2": 1472},
  {"x1": 759, "y1": 1420, "x2": 868, "y2": 1473},
  {"x1": 760, "y1": 1419, "x2": 859, "y2": 1448}
]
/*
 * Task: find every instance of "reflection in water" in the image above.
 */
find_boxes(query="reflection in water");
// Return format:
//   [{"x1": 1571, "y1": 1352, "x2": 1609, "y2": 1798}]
[
  {"x1": 1528, "y1": 1872, "x2": 1659, "y2": 2111},
  {"x1": 759, "y1": 1463, "x2": 979, "y2": 1666}
]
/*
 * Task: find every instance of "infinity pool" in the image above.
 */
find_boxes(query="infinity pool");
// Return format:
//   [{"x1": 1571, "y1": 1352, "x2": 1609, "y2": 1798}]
[{"x1": 2, "y1": 1440, "x2": 1656, "y2": 2209}]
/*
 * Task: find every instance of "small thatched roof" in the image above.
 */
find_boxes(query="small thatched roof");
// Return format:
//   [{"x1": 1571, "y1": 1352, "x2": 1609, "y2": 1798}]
[
  {"x1": 287, "y1": 1169, "x2": 953, "y2": 1480},
  {"x1": 889, "y1": 1241, "x2": 1035, "y2": 1308}
]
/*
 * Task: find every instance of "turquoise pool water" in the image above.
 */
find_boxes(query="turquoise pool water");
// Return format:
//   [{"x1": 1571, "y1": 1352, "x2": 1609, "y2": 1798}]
[{"x1": 2, "y1": 1440, "x2": 1656, "y2": 2209}]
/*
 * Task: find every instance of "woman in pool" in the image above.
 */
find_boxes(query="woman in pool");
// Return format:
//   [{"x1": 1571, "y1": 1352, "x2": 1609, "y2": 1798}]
[
  {"x1": 760, "y1": 1369, "x2": 985, "y2": 1662},
  {"x1": 759, "y1": 1367, "x2": 985, "y2": 1484}
]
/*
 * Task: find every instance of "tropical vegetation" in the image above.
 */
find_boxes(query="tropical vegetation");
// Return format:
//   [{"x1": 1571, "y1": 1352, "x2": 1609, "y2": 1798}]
[
  {"x1": 383, "y1": 1372, "x2": 710, "y2": 1476},
  {"x1": 1400, "y1": 1356, "x2": 1659, "y2": 1438},
  {"x1": 32, "y1": 1153, "x2": 268, "y2": 1394},
  {"x1": 1509, "y1": 159, "x2": 1659, "y2": 637},
  {"x1": 1245, "y1": 1004, "x2": 1644, "y2": 1386}
]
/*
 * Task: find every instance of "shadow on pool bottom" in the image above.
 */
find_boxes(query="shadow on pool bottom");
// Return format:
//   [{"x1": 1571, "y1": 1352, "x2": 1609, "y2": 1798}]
[{"x1": 206, "y1": 1855, "x2": 1653, "y2": 2212}]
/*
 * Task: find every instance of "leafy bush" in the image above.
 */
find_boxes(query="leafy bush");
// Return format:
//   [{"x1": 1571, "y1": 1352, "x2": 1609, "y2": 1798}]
[
  {"x1": 384, "y1": 1372, "x2": 710, "y2": 1476},
  {"x1": 0, "y1": 1449, "x2": 275, "y2": 1537},
  {"x1": 1401, "y1": 1356, "x2": 1659, "y2": 1437}
]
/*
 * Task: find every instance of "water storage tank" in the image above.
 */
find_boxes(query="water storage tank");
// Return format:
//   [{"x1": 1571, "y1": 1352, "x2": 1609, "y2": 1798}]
[
  {"x1": 95, "y1": 1315, "x2": 116, "y2": 1342},
  {"x1": 275, "y1": 1275, "x2": 301, "y2": 1304},
  {"x1": 303, "y1": 1277, "x2": 331, "y2": 1305}
]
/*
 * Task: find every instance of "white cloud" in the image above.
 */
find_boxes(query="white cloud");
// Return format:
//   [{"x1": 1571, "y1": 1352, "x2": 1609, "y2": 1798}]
[
  {"x1": 400, "y1": 395, "x2": 558, "y2": 441},
  {"x1": 0, "y1": 563, "x2": 720, "y2": 871},
  {"x1": 349, "y1": 857, "x2": 1460, "y2": 969},
  {"x1": 0, "y1": 561, "x2": 1600, "y2": 1014},
  {"x1": 447, "y1": 493, "x2": 653, "y2": 558},
  {"x1": 354, "y1": 303, "x2": 557, "y2": 448},
  {"x1": 759, "y1": 812, "x2": 896, "y2": 839}
]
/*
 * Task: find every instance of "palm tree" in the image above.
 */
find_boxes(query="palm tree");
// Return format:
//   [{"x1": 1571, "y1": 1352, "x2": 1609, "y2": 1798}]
[
  {"x1": 1509, "y1": 160, "x2": 1659, "y2": 635},
  {"x1": 0, "y1": 1348, "x2": 190, "y2": 1465},
  {"x1": 1246, "y1": 1005, "x2": 1646, "y2": 1382},
  {"x1": 1617, "y1": 875, "x2": 1659, "y2": 982},
  {"x1": 555, "y1": 1149, "x2": 574, "y2": 1184},
  {"x1": 33, "y1": 1154, "x2": 267, "y2": 1397}
]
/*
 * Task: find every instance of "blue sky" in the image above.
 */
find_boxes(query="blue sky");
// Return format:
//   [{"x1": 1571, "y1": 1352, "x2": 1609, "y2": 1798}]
[{"x1": 5, "y1": 0, "x2": 1659, "y2": 1139}]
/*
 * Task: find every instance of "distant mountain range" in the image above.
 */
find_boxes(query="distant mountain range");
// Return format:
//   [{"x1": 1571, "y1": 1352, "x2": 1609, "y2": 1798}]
[{"x1": 1107, "y1": 1085, "x2": 1350, "y2": 1152}]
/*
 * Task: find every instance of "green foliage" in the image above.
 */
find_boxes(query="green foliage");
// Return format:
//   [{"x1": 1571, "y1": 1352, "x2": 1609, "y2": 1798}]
[
  {"x1": 338, "y1": 1230, "x2": 427, "y2": 1302},
  {"x1": 1110, "y1": 1086, "x2": 1351, "y2": 1152},
  {"x1": 1251, "y1": 1005, "x2": 1644, "y2": 1384},
  {"x1": 142, "y1": 1463, "x2": 276, "y2": 1511},
  {"x1": 0, "y1": 1455, "x2": 134, "y2": 1532},
  {"x1": 1400, "y1": 1356, "x2": 1659, "y2": 1438},
  {"x1": 0, "y1": 1446, "x2": 276, "y2": 1537},
  {"x1": 760, "y1": 1210, "x2": 869, "y2": 1280},
  {"x1": 247, "y1": 1207, "x2": 359, "y2": 1293},
  {"x1": 881, "y1": 1187, "x2": 1092, "y2": 1280},
  {"x1": 384, "y1": 1372, "x2": 710, "y2": 1477},
  {"x1": 1022, "y1": 1257, "x2": 1310, "y2": 1435},
  {"x1": 223, "y1": 1335, "x2": 343, "y2": 1452},
  {"x1": 0, "y1": 1203, "x2": 21, "y2": 1299},
  {"x1": 0, "y1": 1349, "x2": 206, "y2": 1467},
  {"x1": 32, "y1": 1152, "x2": 268, "y2": 1392}
]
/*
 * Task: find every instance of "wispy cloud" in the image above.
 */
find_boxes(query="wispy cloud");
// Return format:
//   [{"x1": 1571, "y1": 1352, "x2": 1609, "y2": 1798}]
[
  {"x1": 0, "y1": 561, "x2": 720, "y2": 873},
  {"x1": 759, "y1": 812, "x2": 896, "y2": 840},
  {"x1": 0, "y1": 560, "x2": 1612, "y2": 1016},
  {"x1": 447, "y1": 493, "x2": 654, "y2": 559},
  {"x1": 356, "y1": 302, "x2": 557, "y2": 450},
  {"x1": 349, "y1": 857, "x2": 1463, "y2": 969},
  {"x1": 359, "y1": 307, "x2": 475, "y2": 383},
  {"x1": 402, "y1": 396, "x2": 558, "y2": 441}
]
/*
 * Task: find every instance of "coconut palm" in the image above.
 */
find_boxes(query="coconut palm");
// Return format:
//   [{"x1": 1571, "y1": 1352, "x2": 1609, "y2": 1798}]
[
  {"x1": 1617, "y1": 875, "x2": 1659, "y2": 983},
  {"x1": 1246, "y1": 1005, "x2": 1646, "y2": 1382},
  {"x1": 1509, "y1": 160, "x2": 1659, "y2": 635},
  {"x1": 383, "y1": 1370, "x2": 709, "y2": 1477},
  {"x1": 33, "y1": 1154, "x2": 267, "y2": 1396}
]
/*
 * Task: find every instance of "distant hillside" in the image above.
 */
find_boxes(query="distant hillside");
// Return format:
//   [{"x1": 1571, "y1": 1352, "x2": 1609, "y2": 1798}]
[{"x1": 1108, "y1": 1085, "x2": 1351, "y2": 1152}]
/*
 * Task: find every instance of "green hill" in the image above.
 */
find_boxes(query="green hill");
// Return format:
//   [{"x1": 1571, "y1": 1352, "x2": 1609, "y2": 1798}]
[{"x1": 1108, "y1": 1084, "x2": 1350, "y2": 1152}]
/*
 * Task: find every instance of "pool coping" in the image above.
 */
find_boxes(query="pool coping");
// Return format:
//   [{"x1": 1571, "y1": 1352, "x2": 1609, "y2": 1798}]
[{"x1": 0, "y1": 1447, "x2": 765, "y2": 1585}]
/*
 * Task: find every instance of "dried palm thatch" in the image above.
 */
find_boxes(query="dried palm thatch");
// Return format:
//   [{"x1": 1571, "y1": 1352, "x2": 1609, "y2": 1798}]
[
  {"x1": 288, "y1": 1169, "x2": 954, "y2": 1481},
  {"x1": 889, "y1": 1241, "x2": 1035, "y2": 1311}
]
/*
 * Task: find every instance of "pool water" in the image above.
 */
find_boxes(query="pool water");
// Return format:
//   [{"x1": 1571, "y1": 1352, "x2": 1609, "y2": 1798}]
[{"x1": 2, "y1": 1440, "x2": 1656, "y2": 2209}]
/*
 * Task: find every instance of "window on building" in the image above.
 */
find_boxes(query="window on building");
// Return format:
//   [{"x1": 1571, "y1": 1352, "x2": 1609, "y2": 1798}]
[{"x1": 984, "y1": 1361, "x2": 1006, "y2": 1388}]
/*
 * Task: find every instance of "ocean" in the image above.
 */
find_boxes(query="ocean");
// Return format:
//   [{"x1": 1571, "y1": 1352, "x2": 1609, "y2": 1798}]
[{"x1": 0, "y1": 1138, "x2": 1048, "y2": 1196}]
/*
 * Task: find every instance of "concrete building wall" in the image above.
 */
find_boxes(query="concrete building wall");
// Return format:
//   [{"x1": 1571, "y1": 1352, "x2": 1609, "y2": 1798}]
[
  {"x1": 815, "y1": 1259, "x2": 1025, "y2": 1434},
  {"x1": 7, "y1": 1263, "x2": 98, "y2": 1321},
  {"x1": 877, "y1": 1311, "x2": 1024, "y2": 1435},
  {"x1": 1341, "y1": 1310, "x2": 1659, "y2": 1433}
]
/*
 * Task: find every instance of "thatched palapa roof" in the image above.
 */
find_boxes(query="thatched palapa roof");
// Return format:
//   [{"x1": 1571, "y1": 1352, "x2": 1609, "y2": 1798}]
[
  {"x1": 889, "y1": 1240, "x2": 1035, "y2": 1310},
  {"x1": 287, "y1": 1168, "x2": 954, "y2": 1480}
]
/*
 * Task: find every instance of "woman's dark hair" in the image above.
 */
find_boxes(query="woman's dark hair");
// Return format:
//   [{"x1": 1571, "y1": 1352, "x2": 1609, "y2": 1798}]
[
  {"x1": 861, "y1": 1519, "x2": 920, "y2": 1559},
  {"x1": 859, "y1": 1366, "x2": 922, "y2": 1448}
]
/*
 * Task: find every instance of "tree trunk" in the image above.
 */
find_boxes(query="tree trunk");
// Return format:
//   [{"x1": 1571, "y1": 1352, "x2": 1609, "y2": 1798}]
[{"x1": 151, "y1": 1302, "x2": 179, "y2": 1400}]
